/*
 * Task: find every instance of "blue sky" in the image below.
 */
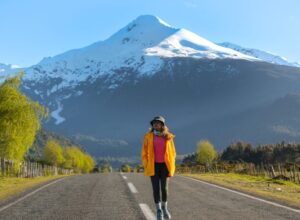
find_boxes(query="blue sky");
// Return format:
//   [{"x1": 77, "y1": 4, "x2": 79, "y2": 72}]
[{"x1": 1, "y1": 0, "x2": 299, "y2": 67}]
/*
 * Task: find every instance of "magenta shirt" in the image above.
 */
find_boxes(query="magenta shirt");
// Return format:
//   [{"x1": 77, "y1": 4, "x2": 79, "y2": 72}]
[{"x1": 153, "y1": 134, "x2": 166, "y2": 162}]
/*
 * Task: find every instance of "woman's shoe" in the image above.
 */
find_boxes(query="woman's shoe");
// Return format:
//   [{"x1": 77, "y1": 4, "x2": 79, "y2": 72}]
[
  {"x1": 162, "y1": 202, "x2": 171, "y2": 219},
  {"x1": 155, "y1": 202, "x2": 164, "y2": 220},
  {"x1": 156, "y1": 208, "x2": 164, "y2": 220}
]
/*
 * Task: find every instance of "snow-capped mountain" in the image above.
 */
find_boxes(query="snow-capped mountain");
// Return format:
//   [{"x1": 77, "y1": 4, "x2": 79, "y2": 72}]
[
  {"x1": 19, "y1": 15, "x2": 299, "y2": 96},
  {"x1": 23, "y1": 15, "x2": 260, "y2": 87},
  {"x1": 218, "y1": 42, "x2": 300, "y2": 67},
  {"x1": 4, "y1": 15, "x2": 299, "y2": 92},
  {"x1": 18, "y1": 14, "x2": 268, "y2": 126},
  {"x1": 2, "y1": 15, "x2": 300, "y2": 159}
]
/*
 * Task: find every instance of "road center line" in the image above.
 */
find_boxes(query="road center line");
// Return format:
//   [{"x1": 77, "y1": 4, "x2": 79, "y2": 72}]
[
  {"x1": 0, "y1": 177, "x2": 66, "y2": 213},
  {"x1": 122, "y1": 175, "x2": 127, "y2": 180},
  {"x1": 139, "y1": 203, "x2": 156, "y2": 220},
  {"x1": 127, "y1": 182, "x2": 138, "y2": 193},
  {"x1": 179, "y1": 175, "x2": 300, "y2": 213}
]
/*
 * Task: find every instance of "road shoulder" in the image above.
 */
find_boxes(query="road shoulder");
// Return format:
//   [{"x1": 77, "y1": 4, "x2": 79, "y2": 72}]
[
  {"x1": 0, "y1": 175, "x2": 70, "y2": 207},
  {"x1": 179, "y1": 173, "x2": 300, "y2": 210}
]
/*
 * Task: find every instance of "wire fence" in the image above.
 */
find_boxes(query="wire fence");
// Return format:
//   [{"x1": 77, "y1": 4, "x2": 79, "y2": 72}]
[
  {"x1": 0, "y1": 157, "x2": 73, "y2": 178},
  {"x1": 176, "y1": 162, "x2": 300, "y2": 184}
]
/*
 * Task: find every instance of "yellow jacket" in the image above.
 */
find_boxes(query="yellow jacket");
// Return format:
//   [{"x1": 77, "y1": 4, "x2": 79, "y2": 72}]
[{"x1": 141, "y1": 131, "x2": 176, "y2": 177}]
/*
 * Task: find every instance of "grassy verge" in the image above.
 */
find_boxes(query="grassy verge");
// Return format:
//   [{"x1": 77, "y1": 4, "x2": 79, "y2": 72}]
[
  {"x1": 0, "y1": 175, "x2": 69, "y2": 201},
  {"x1": 181, "y1": 172, "x2": 300, "y2": 209}
]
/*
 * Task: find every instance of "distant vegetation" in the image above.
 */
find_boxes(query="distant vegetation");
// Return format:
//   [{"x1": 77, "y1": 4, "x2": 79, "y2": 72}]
[
  {"x1": 119, "y1": 163, "x2": 143, "y2": 173},
  {"x1": 183, "y1": 140, "x2": 300, "y2": 165},
  {"x1": 181, "y1": 139, "x2": 300, "y2": 184},
  {"x1": 96, "y1": 156, "x2": 140, "y2": 170},
  {"x1": 220, "y1": 141, "x2": 300, "y2": 164}
]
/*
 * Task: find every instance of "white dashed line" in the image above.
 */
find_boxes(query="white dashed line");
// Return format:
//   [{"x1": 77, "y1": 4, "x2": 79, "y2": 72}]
[
  {"x1": 121, "y1": 172, "x2": 155, "y2": 220},
  {"x1": 139, "y1": 203, "x2": 156, "y2": 220},
  {"x1": 0, "y1": 177, "x2": 65, "y2": 213},
  {"x1": 127, "y1": 182, "x2": 138, "y2": 193},
  {"x1": 179, "y1": 175, "x2": 300, "y2": 213}
]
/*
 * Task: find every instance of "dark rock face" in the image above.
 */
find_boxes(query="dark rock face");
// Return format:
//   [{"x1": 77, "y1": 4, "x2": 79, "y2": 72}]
[{"x1": 21, "y1": 58, "x2": 300, "y2": 157}]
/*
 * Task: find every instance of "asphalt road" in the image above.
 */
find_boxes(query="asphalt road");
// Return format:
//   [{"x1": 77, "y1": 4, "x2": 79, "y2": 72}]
[{"x1": 0, "y1": 173, "x2": 299, "y2": 220}]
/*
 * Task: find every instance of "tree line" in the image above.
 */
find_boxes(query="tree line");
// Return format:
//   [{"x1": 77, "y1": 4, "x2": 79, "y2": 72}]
[
  {"x1": 43, "y1": 139, "x2": 95, "y2": 173},
  {"x1": 182, "y1": 139, "x2": 300, "y2": 166},
  {"x1": 220, "y1": 141, "x2": 300, "y2": 165}
]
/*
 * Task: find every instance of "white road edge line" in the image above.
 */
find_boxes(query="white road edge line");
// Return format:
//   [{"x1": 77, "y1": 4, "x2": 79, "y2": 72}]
[
  {"x1": 139, "y1": 203, "x2": 156, "y2": 220},
  {"x1": 179, "y1": 175, "x2": 300, "y2": 213},
  {"x1": 0, "y1": 177, "x2": 65, "y2": 213},
  {"x1": 127, "y1": 182, "x2": 138, "y2": 193}
]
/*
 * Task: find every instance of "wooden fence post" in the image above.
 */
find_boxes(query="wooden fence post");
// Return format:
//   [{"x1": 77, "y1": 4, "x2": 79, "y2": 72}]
[{"x1": 1, "y1": 158, "x2": 5, "y2": 176}]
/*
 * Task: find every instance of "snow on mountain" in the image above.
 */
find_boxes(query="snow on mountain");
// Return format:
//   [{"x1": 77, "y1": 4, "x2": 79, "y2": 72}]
[
  {"x1": 23, "y1": 15, "x2": 260, "y2": 87},
  {"x1": 145, "y1": 28, "x2": 258, "y2": 60},
  {"x1": 23, "y1": 15, "x2": 178, "y2": 84},
  {"x1": 4, "y1": 15, "x2": 300, "y2": 90},
  {"x1": 50, "y1": 100, "x2": 65, "y2": 125},
  {"x1": 218, "y1": 42, "x2": 300, "y2": 68}
]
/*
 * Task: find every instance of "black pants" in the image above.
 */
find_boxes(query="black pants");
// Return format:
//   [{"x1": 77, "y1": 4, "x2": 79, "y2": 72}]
[{"x1": 150, "y1": 162, "x2": 170, "y2": 203}]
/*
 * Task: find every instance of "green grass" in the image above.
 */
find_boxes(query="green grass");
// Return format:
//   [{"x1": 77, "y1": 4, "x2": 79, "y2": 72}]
[
  {"x1": 181, "y1": 172, "x2": 300, "y2": 208},
  {"x1": 0, "y1": 175, "x2": 69, "y2": 201}
]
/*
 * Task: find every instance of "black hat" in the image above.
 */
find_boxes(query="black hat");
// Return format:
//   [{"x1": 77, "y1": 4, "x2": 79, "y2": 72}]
[{"x1": 150, "y1": 116, "x2": 166, "y2": 126}]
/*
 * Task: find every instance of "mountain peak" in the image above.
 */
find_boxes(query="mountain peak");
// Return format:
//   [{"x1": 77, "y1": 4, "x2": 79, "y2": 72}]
[
  {"x1": 132, "y1": 15, "x2": 172, "y2": 28},
  {"x1": 106, "y1": 14, "x2": 178, "y2": 44}
]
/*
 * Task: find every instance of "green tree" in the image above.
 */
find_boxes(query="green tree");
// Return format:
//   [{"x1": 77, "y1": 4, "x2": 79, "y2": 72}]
[
  {"x1": 63, "y1": 146, "x2": 95, "y2": 173},
  {"x1": 196, "y1": 140, "x2": 217, "y2": 165},
  {"x1": 100, "y1": 164, "x2": 113, "y2": 173},
  {"x1": 0, "y1": 72, "x2": 48, "y2": 161},
  {"x1": 121, "y1": 163, "x2": 132, "y2": 172},
  {"x1": 81, "y1": 154, "x2": 95, "y2": 173},
  {"x1": 63, "y1": 146, "x2": 82, "y2": 172},
  {"x1": 44, "y1": 139, "x2": 65, "y2": 166}
]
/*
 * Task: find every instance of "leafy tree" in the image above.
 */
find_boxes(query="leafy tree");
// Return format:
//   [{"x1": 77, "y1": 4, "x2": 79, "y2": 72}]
[
  {"x1": 63, "y1": 146, "x2": 95, "y2": 173},
  {"x1": 182, "y1": 153, "x2": 197, "y2": 165},
  {"x1": 81, "y1": 154, "x2": 95, "y2": 173},
  {"x1": 121, "y1": 163, "x2": 132, "y2": 172},
  {"x1": 133, "y1": 164, "x2": 143, "y2": 172},
  {"x1": 220, "y1": 141, "x2": 300, "y2": 164},
  {"x1": 63, "y1": 146, "x2": 82, "y2": 172},
  {"x1": 196, "y1": 140, "x2": 217, "y2": 165},
  {"x1": 220, "y1": 141, "x2": 253, "y2": 162},
  {"x1": 100, "y1": 164, "x2": 113, "y2": 173},
  {"x1": 0, "y1": 72, "x2": 48, "y2": 161},
  {"x1": 44, "y1": 139, "x2": 65, "y2": 166}
]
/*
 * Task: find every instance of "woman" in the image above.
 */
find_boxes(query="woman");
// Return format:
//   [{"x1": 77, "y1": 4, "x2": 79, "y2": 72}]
[{"x1": 141, "y1": 116, "x2": 176, "y2": 220}]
